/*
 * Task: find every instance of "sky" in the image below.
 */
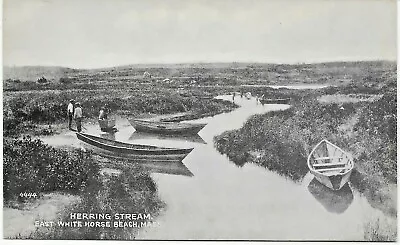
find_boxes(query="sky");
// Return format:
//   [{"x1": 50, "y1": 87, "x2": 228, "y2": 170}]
[{"x1": 3, "y1": 0, "x2": 397, "y2": 69}]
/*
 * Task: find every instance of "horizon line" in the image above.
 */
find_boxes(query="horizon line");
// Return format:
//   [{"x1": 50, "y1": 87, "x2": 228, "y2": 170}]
[{"x1": 3, "y1": 59, "x2": 397, "y2": 70}]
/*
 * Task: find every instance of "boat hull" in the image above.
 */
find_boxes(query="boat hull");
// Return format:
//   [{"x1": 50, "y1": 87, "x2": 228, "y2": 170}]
[
  {"x1": 310, "y1": 168, "x2": 353, "y2": 190},
  {"x1": 76, "y1": 133, "x2": 193, "y2": 162},
  {"x1": 129, "y1": 119, "x2": 206, "y2": 135},
  {"x1": 260, "y1": 98, "x2": 290, "y2": 104}
]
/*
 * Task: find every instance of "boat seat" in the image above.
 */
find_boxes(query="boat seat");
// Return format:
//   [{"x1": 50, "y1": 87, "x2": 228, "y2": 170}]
[
  {"x1": 313, "y1": 162, "x2": 346, "y2": 167},
  {"x1": 314, "y1": 156, "x2": 343, "y2": 160},
  {"x1": 315, "y1": 166, "x2": 349, "y2": 172}
]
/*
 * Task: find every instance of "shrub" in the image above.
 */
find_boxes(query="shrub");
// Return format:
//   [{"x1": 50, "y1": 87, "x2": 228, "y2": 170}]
[
  {"x1": 3, "y1": 89, "x2": 237, "y2": 133},
  {"x1": 37, "y1": 77, "x2": 50, "y2": 84},
  {"x1": 29, "y1": 166, "x2": 164, "y2": 240},
  {"x1": 214, "y1": 94, "x2": 396, "y2": 186},
  {"x1": 355, "y1": 93, "x2": 397, "y2": 143},
  {"x1": 3, "y1": 136, "x2": 100, "y2": 201},
  {"x1": 214, "y1": 113, "x2": 309, "y2": 181}
]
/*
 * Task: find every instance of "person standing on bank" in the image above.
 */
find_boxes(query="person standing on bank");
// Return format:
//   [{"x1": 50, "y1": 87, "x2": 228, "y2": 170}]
[
  {"x1": 67, "y1": 99, "x2": 75, "y2": 130},
  {"x1": 74, "y1": 102, "x2": 83, "y2": 132}
]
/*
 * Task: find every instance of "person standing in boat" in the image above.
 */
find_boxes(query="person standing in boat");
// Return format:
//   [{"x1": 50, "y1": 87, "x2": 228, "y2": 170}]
[
  {"x1": 74, "y1": 102, "x2": 83, "y2": 132},
  {"x1": 98, "y1": 106, "x2": 108, "y2": 131},
  {"x1": 258, "y1": 94, "x2": 264, "y2": 104},
  {"x1": 67, "y1": 99, "x2": 75, "y2": 130},
  {"x1": 99, "y1": 106, "x2": 108, "y2": 120}
]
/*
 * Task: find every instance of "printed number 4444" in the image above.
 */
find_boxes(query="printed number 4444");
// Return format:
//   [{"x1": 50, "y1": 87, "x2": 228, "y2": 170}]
[{"x1": 19, "y1": 192, "x2": 38, "y2": 198}]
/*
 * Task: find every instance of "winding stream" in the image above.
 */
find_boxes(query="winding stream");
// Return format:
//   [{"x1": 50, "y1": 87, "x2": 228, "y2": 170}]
[{"x1": 40, "y1": 94, "x2": 395, "y2": 240}]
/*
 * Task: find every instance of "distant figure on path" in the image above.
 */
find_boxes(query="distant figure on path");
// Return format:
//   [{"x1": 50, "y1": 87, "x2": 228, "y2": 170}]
[
  {"x1": 232, "y1": 92, "x2": 236, "y2": 101},
  {"x1": 74, "y1": 102, "x2": 83, "y2": 132},
  {"x1": 67, "y1": 99, "x2": 75, "y2": 130}
]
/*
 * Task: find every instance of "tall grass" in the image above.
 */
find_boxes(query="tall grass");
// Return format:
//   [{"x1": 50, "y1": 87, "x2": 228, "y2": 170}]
[
  {"x1": 214, "y1": 92, "x2": 397, "y2": 216},
  {"x1": 3, "y1": 136, "x2": 99, "y2": 201},
  {"x1": 214, "y1": 98, "x2": 358, "y2": 181},
  {"x1": 363, "y1": 217, "x2": 397, "y2": 241},
  {"x1": 4, "y1": 88, "x2": 237, "y2": 136}
]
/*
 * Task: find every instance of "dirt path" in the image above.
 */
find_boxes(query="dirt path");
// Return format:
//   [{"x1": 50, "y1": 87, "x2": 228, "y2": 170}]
[{"x1": 3, "y1": 193, "x2": 80, "y2": 238}]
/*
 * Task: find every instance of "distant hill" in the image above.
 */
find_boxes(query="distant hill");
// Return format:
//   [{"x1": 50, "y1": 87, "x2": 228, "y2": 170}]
[
  {"x1": 3, "y1": 66, "x2": 79, "y2": 81},
  {"x1": 3, "y1": 60, "x2": 396, "y2": 82}
]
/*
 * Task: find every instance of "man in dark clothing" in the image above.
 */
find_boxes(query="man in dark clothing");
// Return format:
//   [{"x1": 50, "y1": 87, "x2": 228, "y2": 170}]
[{"x1": 74, "y1": 102, "x2": 83, "y2": 132}]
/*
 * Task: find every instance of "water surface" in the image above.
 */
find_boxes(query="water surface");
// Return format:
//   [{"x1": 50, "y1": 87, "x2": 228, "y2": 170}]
[{"x1": 40, "y1": 95, "x2": 394, "y2": 240}]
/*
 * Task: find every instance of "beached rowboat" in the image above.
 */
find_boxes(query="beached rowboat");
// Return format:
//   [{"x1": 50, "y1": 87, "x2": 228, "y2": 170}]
[
  {"x1": 76, "y1": 132, "x2": 193, "y2": 162},
  {"x1": 307, "y1": 139, "x2": 354, "y2": 190},
  {"x1": 129, "y1": 119, "x2": 207, "y2": 135},
  {"x1": 260, "y1": 98, "x2": 290, "y2": 104}
]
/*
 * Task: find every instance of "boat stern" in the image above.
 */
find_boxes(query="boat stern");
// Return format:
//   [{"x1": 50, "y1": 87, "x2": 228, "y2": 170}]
[{"x1": 312, "y1": 169, "x2": 352, "y2": 191}]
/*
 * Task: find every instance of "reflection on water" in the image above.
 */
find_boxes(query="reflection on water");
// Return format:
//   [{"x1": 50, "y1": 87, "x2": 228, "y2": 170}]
[
  {"x1": 141, "y1": 161, "x2": 194, "y2": 177},
  {"x1": 241, "y1": 84, "x2": 332, "y2": 90},
  {"x1": 307, "y1": 178, "x2": 354, "y2": 214}
]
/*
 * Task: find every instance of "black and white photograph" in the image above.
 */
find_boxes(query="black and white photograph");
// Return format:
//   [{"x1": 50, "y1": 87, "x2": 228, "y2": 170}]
[{"x1": 2, "y1": 0, "x2": 397, "y2": 241}]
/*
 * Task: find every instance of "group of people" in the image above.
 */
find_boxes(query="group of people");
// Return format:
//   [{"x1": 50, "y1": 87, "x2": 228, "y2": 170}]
[
  {"x1": 67, "y1": 99, "x2": 83, "y2": 132},
  {"x1": 67, "y1": 99, "x2": 110, "y2": 132}
]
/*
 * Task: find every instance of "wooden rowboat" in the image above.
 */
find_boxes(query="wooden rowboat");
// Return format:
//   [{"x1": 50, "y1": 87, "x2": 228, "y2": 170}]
[
  {"x1": 260, "y1": 98, "x2": 290, "y2": 104},
  {"x1": 307, "y1": 139, "x2": 354, "y2": 190},
  {"x1": 129, "y1": 119, "x2": 207, "y2": 135},
  {"x1": 76, "y1": 132, "x2": 193, "y2": 162}
]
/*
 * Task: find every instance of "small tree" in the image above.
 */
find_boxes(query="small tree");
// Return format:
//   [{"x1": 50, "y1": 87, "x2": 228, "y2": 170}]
[{"x1": 37, "y1": 76, "x2": 49, "y2": 84}]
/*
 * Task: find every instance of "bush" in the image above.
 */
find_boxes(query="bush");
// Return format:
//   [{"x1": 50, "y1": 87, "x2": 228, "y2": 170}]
[
  {"x1": 37, "y1": 77, "x2": 50, "y2": 84},
  {"x1": 29, "y1": 166, "x2": 164, "y2": 240},
  {"x1": 214, "y1": 113, "x2": 309, "y2": 181},
  {"x1": 355, "y1": 93, "x2": 397, "y2": 142},
  {"x1": 3, "y1": 89, "x2": 237, "y2": 131},
  {"x1": 3, "y1": 136, "x2": 100, "y2": 201},
  {"x1": 214, "y1": 95, "x2": 396, "y2": 185}
]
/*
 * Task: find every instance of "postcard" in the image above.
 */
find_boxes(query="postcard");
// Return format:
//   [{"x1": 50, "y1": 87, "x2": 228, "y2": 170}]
[{"x1": 2, "y1": 0, "x2": 397, "y2": 242}]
